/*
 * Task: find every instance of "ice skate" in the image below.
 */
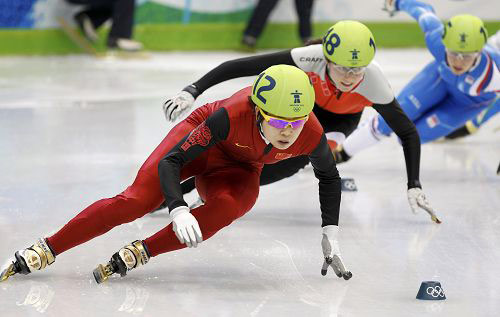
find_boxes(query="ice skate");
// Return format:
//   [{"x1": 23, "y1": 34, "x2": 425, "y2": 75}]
[
  {"x1": 107, "y1": 38, "x2": 143, "y2": 52},
  {"x1": 0, "y1": 238, "x2": 56, "y2": 282},
  {"x1": 105, "y1": 38, "x2": 151, "y2": 60},
  {"x1": 238, "y1": 35, "x2": 257, "y2": 53},
  {"x1": 93, "y1": 240, "x2": 150, "y2": 284},
  {"x1": 74, "y1": 12, "x2": 99, "y2": 43},
  {"x1": 382, "y1": 0, "x2": 398, "y2": 17}
]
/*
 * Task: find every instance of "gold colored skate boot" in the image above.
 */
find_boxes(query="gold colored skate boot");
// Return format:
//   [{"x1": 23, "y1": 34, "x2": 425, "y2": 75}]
[
  {"x1": 1, "y1": 238, "x2": 56, "y2": 282},
  {"x1": 93, "y1": 240, "x2": 150, "y2": 284}
]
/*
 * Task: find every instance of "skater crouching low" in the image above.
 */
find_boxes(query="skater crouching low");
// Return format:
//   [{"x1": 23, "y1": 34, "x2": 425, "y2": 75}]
[{"x1": 1, "y1": 65, "x2": 351, "y2": 284}]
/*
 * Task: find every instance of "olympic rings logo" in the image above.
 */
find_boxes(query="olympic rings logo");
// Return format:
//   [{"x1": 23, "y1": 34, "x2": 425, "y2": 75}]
[
  {"x1": 426, "y1": 286, "x2": 445, "y2": 298},
  {"x1": 343, "y1": 180, "x2": 356, "y2": 190},
  {"x1": 342, "y1": 179, "x2": 356, "y2": 191}
]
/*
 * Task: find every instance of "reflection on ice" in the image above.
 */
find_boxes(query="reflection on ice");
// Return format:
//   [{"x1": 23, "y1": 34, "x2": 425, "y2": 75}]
[
  {"x1": 16, "y1": 282, "x2": 55, "y2": 314},
  {"x1": 118, "y1": 286, "x2": 150, "y2": 314}
]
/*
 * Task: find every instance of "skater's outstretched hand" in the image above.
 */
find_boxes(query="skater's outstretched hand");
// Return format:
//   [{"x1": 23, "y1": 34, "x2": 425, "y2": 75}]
[
  {"x1": 321, "y1": 225, "x2": 352, "y2": 280},
  {"x1": 407, "y1": 187, "x2": 442, "y2": 223},
  {"x1": 170, "y1": 206, "x2": 203, "y2": 247},
  {"x1": 163, "y1": 85, "x2": 199, "y2": 122}
]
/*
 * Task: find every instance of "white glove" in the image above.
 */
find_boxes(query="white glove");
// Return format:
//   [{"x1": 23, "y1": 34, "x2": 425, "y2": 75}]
[
  {"x1": 321, "y1": 225, "x2": 352, "y2": 280},
  {"x1": 170, "y1": 206, "x2": 203, "y2": 247},
  {"x1": 407, "y1": 187, "x2": 441, "y2": 223},
  {"x1": 382, "y1": 0, "x2": 398, "y2": 17},
  {"x1": 163, "y1": 90, "x2": 195, "y2": 122}
]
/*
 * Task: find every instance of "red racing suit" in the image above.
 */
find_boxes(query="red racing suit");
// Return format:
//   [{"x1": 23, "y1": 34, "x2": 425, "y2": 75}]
[{"x1": 47, "y1": 87, "x2": 341, "y2": 257}]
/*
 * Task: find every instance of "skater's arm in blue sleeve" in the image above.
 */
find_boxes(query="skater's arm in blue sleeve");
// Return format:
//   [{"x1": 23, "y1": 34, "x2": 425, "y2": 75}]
[
  {"x1": 373, "y1": 98, "x2": 422, "y2": 188},
  {"x1": 158, "y1": 108, "x2": 230, "y2": 212},
  {"x1": 397, "y1": 0, "x2": 444, "y2": 58},
  {"x1": 308, "y1": 134, "x2": 342, "y2": 227},
  {"x1": 186, "y1": 50, "x2": 295, "y2": 98}
]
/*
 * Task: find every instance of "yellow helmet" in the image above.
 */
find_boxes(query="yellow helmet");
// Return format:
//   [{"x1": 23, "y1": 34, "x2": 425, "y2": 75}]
[
  {"x1": 251, "y1": 65, "x2": 315, "y2": 118},
  {"x1": 322, "y1": 20, "x2": 376, "y2": 67},
  {"x1": 442, "y1": 14, "x2": 488, "y2": 52}
]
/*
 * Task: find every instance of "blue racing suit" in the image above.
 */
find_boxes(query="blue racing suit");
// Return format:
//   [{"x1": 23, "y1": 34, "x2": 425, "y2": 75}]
[{"x1": 376, "y1": 0, "x2": 499, "y2": 142}]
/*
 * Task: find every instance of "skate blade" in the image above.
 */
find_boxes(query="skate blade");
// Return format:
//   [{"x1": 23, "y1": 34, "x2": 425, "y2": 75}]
[
  {"x1": 0, "y1": 263, "x2": 16, "y2": 282},
  {"x1": 93, "y1": 264, "x2": 109, "y2": 284}
]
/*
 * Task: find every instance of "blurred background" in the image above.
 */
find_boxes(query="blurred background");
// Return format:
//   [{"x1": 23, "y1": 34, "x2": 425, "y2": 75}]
[{"x1": 1, "y1": 0, "x2": 499, "y2": 55}]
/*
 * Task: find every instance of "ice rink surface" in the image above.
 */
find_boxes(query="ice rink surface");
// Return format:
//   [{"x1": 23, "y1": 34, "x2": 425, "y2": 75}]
[{"x1": 0, "y1": 50, "x2": 499, "y2": 317}]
